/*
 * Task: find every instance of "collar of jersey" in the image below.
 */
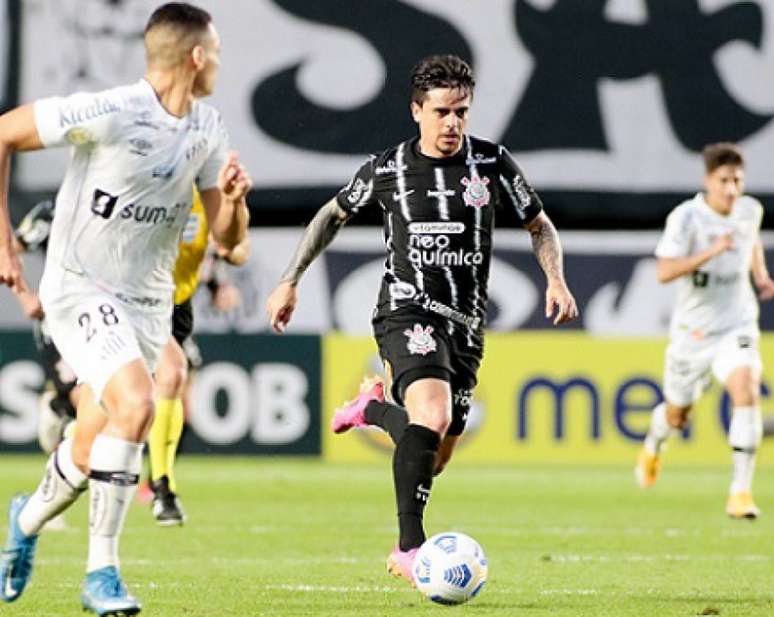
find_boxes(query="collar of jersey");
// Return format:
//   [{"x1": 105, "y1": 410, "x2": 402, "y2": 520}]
[{"x1": 408, "y1": 137, "x2": 467, "y2": 167}]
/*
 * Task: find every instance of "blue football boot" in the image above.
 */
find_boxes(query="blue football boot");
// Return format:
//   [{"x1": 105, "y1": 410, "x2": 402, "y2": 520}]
[
  {"x1": 81, "y1": 566, "x2": 142, "y2": 616},
  {"x1": 0, "y1": 494, "x2": 38, "y2": 603}
]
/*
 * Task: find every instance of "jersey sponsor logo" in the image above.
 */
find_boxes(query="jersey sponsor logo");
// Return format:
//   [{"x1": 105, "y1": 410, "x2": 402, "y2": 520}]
[
  {"x1": 346, "y1": 178, "x2": 368, "y2": 204},
  {"x1": 427, "y1": 188, "x2": 456, "y2": 199},
  {"x1": 375, "y1": 160, "x2": 408, "y2": 175},
  {"x1": 115, "y1": 292, "x2": 162, "y2": 308},
  {"x1": 152, "y1": 164, "x2": 176, "y2": 180},
  {"x1": 389, "y1": 281, "x2": 416, "y2": 300},
  {"x1": 408, "y1": 222, "x2": 465, "y2": 234},
  {"x1": 186, "y1": 137, "x2": 209, "y2": 161},
  {"x1": 408, "y1": 233, "x2": 484, "y2": 267},
  {"x1": 392, "y1": 189, "x2": 415, "y2": 202},
  {"x1": 461, "y1": 173, "x2": 491, "y2": 208},
  {"x1": 128, "y1": 138, "x2": 153, "y2": 156},
  {"x1": 58, "y1": 97, "x2": 120, "y2": 129},
  {"x1": 465, "y1": 153, "x2": 497, "y2": 165},
  {"x1": 511, "y1": 175, "x2": 532, "y2": 211},
  {"x1": 404, "y1": 323, "x2": 437, "y2": 356},
  {"x1": 91, "y1": 189, "x2": 119, "y2": 219},
  {"x1": 119, "y1": 202, "x2": 178, "y2": 226},
  {"x1": 133, "y1": 111, "x2": 161, "y2": 131}
]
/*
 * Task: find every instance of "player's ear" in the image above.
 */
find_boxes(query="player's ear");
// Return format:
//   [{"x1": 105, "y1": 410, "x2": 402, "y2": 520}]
[
  {"x1": 191, "y1": 45, "x2": 206, "y2": 70},
  {"x1": 410, "y1": 101, "x2": 422, "y2": 124}
]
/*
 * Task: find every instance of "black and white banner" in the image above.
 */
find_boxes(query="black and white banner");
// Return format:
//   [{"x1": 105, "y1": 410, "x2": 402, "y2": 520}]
[{"x1": 13, "y1": 0, "x2": 774, "y2": 196}]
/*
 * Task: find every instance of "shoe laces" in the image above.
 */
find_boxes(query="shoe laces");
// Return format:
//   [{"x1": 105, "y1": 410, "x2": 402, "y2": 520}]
[
  {"x1": 2, "y1": 529, "x2": 36, "y2": 583},
  {"x1": 92, "y1": 569, "x2": 127, "y2": 599}
]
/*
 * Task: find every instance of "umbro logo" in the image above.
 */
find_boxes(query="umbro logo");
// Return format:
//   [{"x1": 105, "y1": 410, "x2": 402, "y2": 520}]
[{"x1": 393, "y1": 189, "x2": 415, "y2": 202}]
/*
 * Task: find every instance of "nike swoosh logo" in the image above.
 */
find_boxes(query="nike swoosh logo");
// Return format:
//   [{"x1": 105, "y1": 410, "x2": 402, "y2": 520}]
[
  {"x1": 393, "y1": 189, "x2": 415, "y2": 202},
  {"x1": 5, "y1": 576, "x2": 17, "y2": 598}
]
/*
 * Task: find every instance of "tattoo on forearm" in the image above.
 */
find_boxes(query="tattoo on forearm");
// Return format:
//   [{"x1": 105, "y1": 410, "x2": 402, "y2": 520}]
[
  {"x1": 280, "y1": 201, "x2": 347, "y2": 285},
  {"x1": 530, "y1": 218, "x2": 564, "y2": 282}
]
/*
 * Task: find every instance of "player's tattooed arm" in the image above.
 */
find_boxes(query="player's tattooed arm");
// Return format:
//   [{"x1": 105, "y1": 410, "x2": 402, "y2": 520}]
[
  {"x1": 267, "y1": 198, "x2": 351, "y2": 333},
  {"x1": 525, "y1": 211, "x2": 578, "y2": 325},
  {"x1": 280, "y1": 198, "x2": 351, "y2": 286},
  {"x1": 526, "y1": 211, "x2": 564, "y2": 282}
]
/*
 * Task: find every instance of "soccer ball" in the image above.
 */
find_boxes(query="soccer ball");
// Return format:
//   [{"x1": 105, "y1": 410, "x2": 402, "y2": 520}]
[{"x1": 412, "y1": 532, "x2": 488, "y2": 605}]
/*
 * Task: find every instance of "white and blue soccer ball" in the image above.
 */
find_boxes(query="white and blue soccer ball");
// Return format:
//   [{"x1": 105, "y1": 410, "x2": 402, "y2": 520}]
[{"x1": 412, "y1": 532, "x2": 488, "y2": 605}]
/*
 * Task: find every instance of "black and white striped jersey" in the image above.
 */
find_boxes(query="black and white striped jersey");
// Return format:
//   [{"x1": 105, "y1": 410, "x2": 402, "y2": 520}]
[{"x1": 336, "y1": 135, "x2": 543, "y2": 340}]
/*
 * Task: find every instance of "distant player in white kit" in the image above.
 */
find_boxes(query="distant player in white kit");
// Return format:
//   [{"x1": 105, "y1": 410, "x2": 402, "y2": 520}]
[
  {"x1": 636, "y1": 143, "x2": 774, "y2": 519},
  {"x1": 0, "y1": 3, "x2": 250, "y2": 614}
]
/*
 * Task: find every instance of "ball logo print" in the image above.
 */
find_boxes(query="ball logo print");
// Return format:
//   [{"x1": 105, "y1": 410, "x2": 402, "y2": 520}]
[
  {"x1": 404, "y1": 324, "x2": 437, "y2": 356},
  {"x1": 461, "y1": 174, "x2": 491, "y2": 209},
  {"x1": 412, "y1": 532, "x2": 488, "y2": 605}
]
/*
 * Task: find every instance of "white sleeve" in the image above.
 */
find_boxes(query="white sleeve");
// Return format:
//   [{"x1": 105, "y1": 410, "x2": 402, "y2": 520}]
[
  {"x1": 655, "y1": 207, "x2": 692, "y2": 258},
  {"x1": 33, "y1": 90, "x2": 122, "y2": 148},
  {"x1": 196, "y1": 113, "x2": 229, "y2": 191}
]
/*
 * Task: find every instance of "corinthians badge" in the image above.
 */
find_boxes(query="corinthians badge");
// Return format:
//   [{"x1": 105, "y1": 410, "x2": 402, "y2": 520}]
[{"x1": 461, "y1": 173, "x2": 491, "y2": 208}]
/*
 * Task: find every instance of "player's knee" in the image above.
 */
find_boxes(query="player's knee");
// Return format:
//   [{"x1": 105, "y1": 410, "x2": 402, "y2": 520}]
[
  {"x1": 155, "y1": 361, "x2": 187, "y2": 397},
  {"x1": 112, "y1": 393, "x2": 156, "y2": 437},
  {"x1": 71, "y1": 437, "x2": 91, "y2": 474},
  {"x1": 666, "y1": 405, "x2": 690, "y2": 429}
]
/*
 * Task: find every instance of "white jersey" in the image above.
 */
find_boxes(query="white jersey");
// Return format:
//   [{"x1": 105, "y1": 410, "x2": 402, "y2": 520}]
[
  {"x1": 34, "y1": 79, "x2": 228, "y2": 315},
  {"x1": 655, "y1": 192, "x2": 763, "y2": 339}
]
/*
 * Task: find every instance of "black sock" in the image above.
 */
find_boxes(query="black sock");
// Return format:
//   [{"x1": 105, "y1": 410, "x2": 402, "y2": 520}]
[
  {"x1": 365, "y1": 400, "x2": 409, "y2": 444},
  {"x1": 392, "y1": 424, "x2": 440, "y2": 551}
]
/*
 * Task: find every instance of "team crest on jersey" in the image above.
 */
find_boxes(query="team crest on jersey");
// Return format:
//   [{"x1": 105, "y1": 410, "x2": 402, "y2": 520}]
[
  {"x1": 404, "y1": 324, "x2": 437, "y2": 356},
  {"x1": 65, "y1": 127, "x2": 93, "y2": 146},
  {"x1": 461, "y1": 173, "x2": 491, "y2": 208}
]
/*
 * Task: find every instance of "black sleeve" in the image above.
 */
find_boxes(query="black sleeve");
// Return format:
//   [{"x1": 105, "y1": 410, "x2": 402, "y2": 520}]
[
  {"x1": 335, "y1": 156, "x2": 377, "y2": 215},
  {"x1": 15, "y1": 200, "x2": 55, "y2": 251},
  {"x1": 496, "y1": 147, "x2": 543, "y2": 224}
]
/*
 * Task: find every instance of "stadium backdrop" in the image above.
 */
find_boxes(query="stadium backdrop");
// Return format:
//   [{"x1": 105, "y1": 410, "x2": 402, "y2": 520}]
[{"x1": 2, "y1": 1, "x2": 774, "y2": 460}]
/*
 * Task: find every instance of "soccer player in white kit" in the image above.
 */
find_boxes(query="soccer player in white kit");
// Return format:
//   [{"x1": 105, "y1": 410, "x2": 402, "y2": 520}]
[
  {"x1": 0, "y1": 4, "x2": 250, "y2": 614},
  {"x1": 636, "y1": 143, "x2": 774, "y2": 519}
]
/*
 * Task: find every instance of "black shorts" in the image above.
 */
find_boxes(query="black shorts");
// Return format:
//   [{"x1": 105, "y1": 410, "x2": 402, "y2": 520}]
[
  {"x1": 171, "y1": 299, "x2": 194, "y2": 345},
  {"x1": 373, "y1": 309, "x2": 482, "y2": 436}
]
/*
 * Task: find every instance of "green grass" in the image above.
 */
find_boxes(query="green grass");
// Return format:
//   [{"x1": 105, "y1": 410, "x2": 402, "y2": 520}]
[{"x1": 1, "y1": 456, "x2": 773, "y2": 616}]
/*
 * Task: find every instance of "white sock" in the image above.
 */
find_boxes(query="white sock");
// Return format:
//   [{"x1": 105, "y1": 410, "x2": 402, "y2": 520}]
[
  {"x1": 728, "y1": 406, "x2": 762, "y2": 494},
  {"x1": 87, "y1": 434, "x2": 143, "y2": 573},
  {"x1": 643, "y1": 403, "x2": 672, "y2": 455},
  {"x1": 18, "y1": 437, "x2": 87, "y2": 536}
]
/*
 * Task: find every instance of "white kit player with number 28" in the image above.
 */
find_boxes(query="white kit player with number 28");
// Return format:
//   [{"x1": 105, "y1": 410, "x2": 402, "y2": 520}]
[
  {"x1": 0, "y1": 4, "x2": 250, "y2": 615},
  {"x1": 636, "y1": 143, "x2": 774, "y2": 520}
]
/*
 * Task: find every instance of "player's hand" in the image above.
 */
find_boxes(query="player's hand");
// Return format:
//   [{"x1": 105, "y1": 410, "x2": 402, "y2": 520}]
[
  {"x1": 710, "y1": 233, "x2": 734, "y2": 256},
  {"x1": 0, "y1": 244, "x2": 24, "y2": 293},
  {"x1": 266, "y1": 280, "x2": 298, "y2": 334},
  {"x1": 217, "y1": 152, "x2": 252, "y2": 202},
  {"x1": 545, "y1": 280, "x2": 578, "y2": 326},
  {"x1": 17, "y1": 286, "x2": 44, "y2": 319},
  {"x1": 756, "y1": 277, "x2": 774, "y2": 302}
]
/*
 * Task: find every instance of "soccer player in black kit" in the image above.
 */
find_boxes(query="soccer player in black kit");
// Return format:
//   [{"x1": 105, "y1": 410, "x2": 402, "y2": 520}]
[{"x1": 266, "y1": 55, "x2": 578, "y2": 583}]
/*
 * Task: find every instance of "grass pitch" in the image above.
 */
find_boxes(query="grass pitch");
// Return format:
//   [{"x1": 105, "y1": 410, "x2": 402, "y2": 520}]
[{"x1": 0, "y1": 456, "x2": 772, "y2": 616}]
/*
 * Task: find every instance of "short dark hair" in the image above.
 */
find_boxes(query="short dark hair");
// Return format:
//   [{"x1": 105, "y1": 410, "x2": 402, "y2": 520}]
[
  {"x1": 145, "y1": 2, "x2": 211, "y2": 36},
  {"x1": 703, "y1": 142, "x2": 744, "y2": 173},
  {"x1": 410, "y1": 55, "x2": 475, "y2": 105}
]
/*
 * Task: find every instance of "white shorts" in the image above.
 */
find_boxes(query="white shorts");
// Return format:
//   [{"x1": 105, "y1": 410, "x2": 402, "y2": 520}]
[
  {"x1": 663, "y1": 323, "x2": 762, "y2": 407},
  {"x1": 43, "y1": 285, "x2": 170, "y2": 403}
]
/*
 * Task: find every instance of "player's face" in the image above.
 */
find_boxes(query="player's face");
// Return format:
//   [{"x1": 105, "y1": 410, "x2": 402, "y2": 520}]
[
  {"x1": 704, "y1": 164, "x2": 744, "y2": 215},
  {"x1": 411, "y1": 88, "x2": 471, "y2": 157},
  {"x1": 192, "y1": 24, "x2": 221, "y2": 98}
]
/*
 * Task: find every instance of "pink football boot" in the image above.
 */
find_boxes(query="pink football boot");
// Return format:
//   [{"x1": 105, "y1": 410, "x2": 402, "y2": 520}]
[
  {"x1": 331, "y1": 376, "x2": 385, "y2": 434},
  {"x1": 386, "y1": 546, "x2": 418, "y2": 586}
]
